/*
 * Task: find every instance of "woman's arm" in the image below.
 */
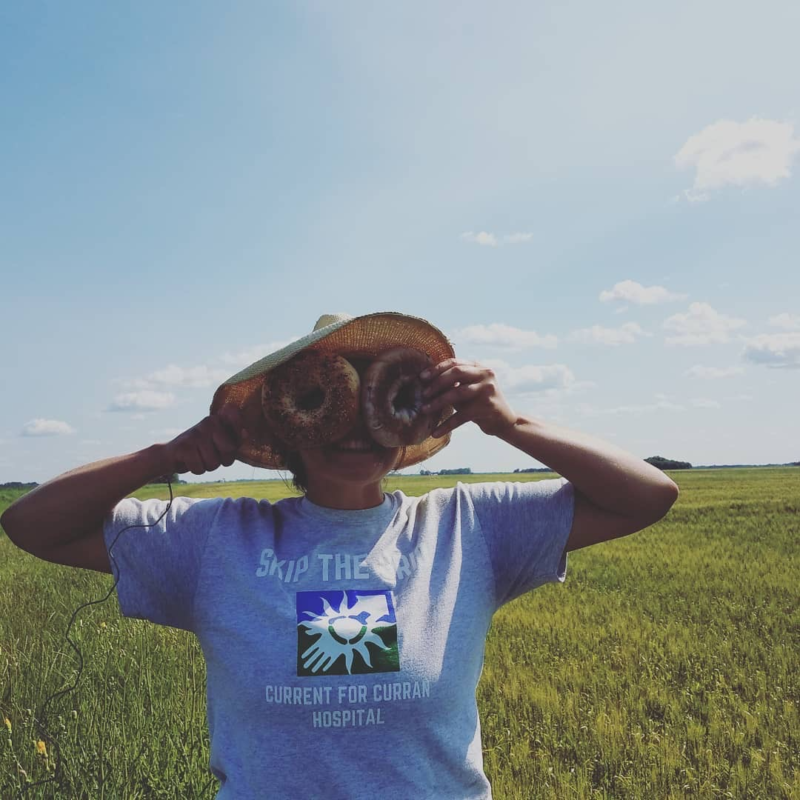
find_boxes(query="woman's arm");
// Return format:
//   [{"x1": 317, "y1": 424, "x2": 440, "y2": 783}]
[
  {"x1": 1, "y1": 444, "x2": 173, "y2": 563},
  {"x1": 1, "y1": 406, "x2": 245, "y2": 568},
  {"x1": 493, "y1": 415, "x2": 679, "y2": 552},
  {"x1": 418, "y1": 359, "x2": 679, "y2": 551},
  {"x1": 493, "y1": 414, "x2": 678, "y2": 519}
]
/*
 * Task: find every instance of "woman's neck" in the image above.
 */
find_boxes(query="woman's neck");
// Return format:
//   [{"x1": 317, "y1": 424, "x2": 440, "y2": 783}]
[{"x1": 304, "y1": 480, "x2": 385, "y2": 510}]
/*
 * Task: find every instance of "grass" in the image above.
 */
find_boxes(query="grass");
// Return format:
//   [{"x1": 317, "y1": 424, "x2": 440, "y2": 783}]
[{"x1": 1, "y1": 468, "x2": 798, "y2": 798}]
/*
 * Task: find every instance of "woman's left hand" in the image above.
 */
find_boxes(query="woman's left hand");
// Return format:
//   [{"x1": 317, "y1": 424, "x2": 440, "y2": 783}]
[{"x1": 419, "y1": 358, "x2": 519, "y2": 438}]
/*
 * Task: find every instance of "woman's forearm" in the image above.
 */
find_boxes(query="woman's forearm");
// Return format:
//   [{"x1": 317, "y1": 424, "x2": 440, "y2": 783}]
[
  {"x1": 0, "y1": 444, "x2": 171, "y2": 556},
  {"x1": 494, "y1": 414, "x2": 679, "y2": 518}
]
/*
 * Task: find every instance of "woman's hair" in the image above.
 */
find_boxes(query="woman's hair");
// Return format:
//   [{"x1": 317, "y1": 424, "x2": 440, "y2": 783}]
[
  {"x1": 283, "y1": 449, "x2": 310, "y2": 494},
  {"x1": 281, "y1": 446, "x2": 408, "y2": 495}
]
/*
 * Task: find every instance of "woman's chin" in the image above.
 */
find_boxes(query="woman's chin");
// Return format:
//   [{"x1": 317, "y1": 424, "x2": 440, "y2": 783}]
[
  {"x1": 324, "y1": 442, "x2": 400, "y2": 469},
  {"x1": 325, "y1": 445, "x2": 385, "y2": 463},
  {"x1": 297, "y1": 441, "x2": 401, "y2": 477}
]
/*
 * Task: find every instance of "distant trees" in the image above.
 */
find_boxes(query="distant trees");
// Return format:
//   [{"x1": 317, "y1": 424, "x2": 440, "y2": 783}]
[
  {"x1": 419, "y1": 468, "x2": 472, "y2": 476},
  {"x1": 513, "y1": 457, "x2": 695, "y2": 473},
  {"x1": 645, "y1": 456, "x2": 693, "y2": 471},
  {"x1": 0, "y1": 482, "x2": 38, "y2": 489},
  {"x1": 146, "y1": 473, "x2": 183, "y2": 485},
  {"x1": 418, "y1": 458, "x2": 799, "y2": 477}
]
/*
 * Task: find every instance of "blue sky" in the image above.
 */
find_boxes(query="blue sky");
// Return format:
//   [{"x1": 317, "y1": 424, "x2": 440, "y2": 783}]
[{"x1": 2, "y1": 1, "x2": 798, "y2": 484}]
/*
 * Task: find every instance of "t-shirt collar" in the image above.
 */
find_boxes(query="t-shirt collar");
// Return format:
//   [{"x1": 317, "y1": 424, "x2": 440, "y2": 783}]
[{"x1": 297, "y1": 491, "x2": 396, "y2": 526}]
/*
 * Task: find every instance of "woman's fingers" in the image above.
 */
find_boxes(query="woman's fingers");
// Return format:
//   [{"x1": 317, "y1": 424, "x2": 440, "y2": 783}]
[
  {"x1": 419, "y1": 359, "x2": 517, "y2": 438},
  {"x1": 421, "y1": 362, "x2": 482, "y2": 398},
  {"x1": 216, "y1": 404, "x2": 247, "y2": 442},
  {"x1": 184, "y1": 439, "x2": 210, "y2": 475},
  {"x1": 419, "y1": 357, "x2": 461, "y2": 382},
  {"x1": 196, "y1": 432, "x2": 221, "y2": 474},
  {"x1": 209, "y1": 417, "x2": 240, "y2": 467},
  {"x1": 422, "y1": 381, "x2": 480, "y2": 414},
  {"x1": 431, "y1": 409, "x2": 472, "y2": 438},
  {"x1": 166, "y1": 406, "x2": 245, "y2": 476},
  {"x1": 196, "y1": 415, "x2": 239, "y2": 472}
]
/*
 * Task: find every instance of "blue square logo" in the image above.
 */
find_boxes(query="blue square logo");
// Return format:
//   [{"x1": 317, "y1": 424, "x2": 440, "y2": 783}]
[{"x1": 296, "y1": 589, "x2": 400, "y2": 676}]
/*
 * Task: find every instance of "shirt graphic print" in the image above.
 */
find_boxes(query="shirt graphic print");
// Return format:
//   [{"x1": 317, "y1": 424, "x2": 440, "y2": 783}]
[{"x1": 296, "y1": 589, "x2": 400, "y2": 676}]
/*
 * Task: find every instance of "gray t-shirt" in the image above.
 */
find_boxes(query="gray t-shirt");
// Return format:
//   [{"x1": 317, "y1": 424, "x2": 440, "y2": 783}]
[{"x1": 103, "y1": 478, "x2": 574, "y2": 799}]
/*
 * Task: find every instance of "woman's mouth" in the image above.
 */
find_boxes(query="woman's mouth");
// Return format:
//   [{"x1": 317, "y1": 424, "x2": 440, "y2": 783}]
[{"x1": 331, "y1": 438, "x2": 378, "y2": 453}]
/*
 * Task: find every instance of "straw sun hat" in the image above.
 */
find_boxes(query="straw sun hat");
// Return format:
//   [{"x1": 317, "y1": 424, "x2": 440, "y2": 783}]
[{"x1": 210, "y1": 311, "x2": 458, "y2": 472}]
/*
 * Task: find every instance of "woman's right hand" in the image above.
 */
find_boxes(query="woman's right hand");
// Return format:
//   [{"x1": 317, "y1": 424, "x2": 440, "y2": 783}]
[
  {"x1": 0, "y1": 404, "x2": 248, "y2": 572},
  {"x1": 164, "y1": 405, "x2": 247, "y2": 476}
]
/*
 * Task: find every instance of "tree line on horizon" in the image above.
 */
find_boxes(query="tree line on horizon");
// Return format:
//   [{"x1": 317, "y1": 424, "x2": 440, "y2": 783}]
[{"x1": 3, "y1": 456, "x2": 799, "y2": 490}]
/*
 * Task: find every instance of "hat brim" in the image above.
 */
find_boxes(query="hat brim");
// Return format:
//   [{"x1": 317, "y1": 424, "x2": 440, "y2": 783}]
[{"x1": 210, "y1": 312, "x2": 457, "y2": 471}]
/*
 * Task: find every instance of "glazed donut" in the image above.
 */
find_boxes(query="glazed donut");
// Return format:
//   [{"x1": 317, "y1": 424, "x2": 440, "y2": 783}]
[
  {"x1": 261, "y1": 350, "x2": 360, "y2": 449},
  {"x1": 362, "y1": 347, "x2": 441, "y2": 447}
]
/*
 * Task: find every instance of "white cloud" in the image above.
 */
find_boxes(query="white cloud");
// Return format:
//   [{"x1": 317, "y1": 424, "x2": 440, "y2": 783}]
[
  {"x1": 461, "y1": 231, "x2": 498, "y2": 247},
  {"x1": 219, "y1": 339, "x2": 300, "y2": 369},
  {"x1": 576, "y1": 400, "x2": 686, "y2": 417},
  {"x1": 450, "y1": 323, "x2": 558, "y2": 350},
  {"x1": 482, "y1": 358, "x2": 587, "y2": 396},
  {"x1": 503, "y1": 232, "x2": 534, "y2": 244},
  {"x1": 740, "y1": 332, "x2": 800, "y2": 369},
  {"x1": 460, "y1": 231, "x2": 533, "y2": 247},
  {"x1": 690, "y1": 398, "x2": 722, "y2": 409},
  {"x1": 116, "y1": 363, "x2": 230, "y2": 390},
  {"x1": 21, "y1": 419, "x2": 76, "y2": 437},
  {"x1": 145, "y1": 364, "x2": 229, "y2": 388},
  {"x1": 506, "y1": 364, "x2": 577, "y2": 393},
  {"x1": 106, "y1": 391, "x2": 177, "y2": 412},
  {"x1": 600, "y1": 280, "x2": 687, "y2": 305},
  {"x1": 685, "y1": 365, "x2": 746, "y2": 379},
  {"x1": 148, "y1": 428, "x2": 184, "y2": 439},
  {"x1": 768, "y1": 312, "x2": 800, "y2": 330},
  {"x1": 674, "y1": 117, "x2": 800, "y2": 202},
  {"x1": 663, "y1": 302, "x2": 748, "y2": 345},
  {"x1": 567, "y1": 322, "x2": 652, "y2": 346}
]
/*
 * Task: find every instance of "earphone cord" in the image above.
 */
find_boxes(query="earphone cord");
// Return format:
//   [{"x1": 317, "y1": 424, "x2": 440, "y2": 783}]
[{"x1": 15, "y1": 478, "x2": 218, "y2": 798}]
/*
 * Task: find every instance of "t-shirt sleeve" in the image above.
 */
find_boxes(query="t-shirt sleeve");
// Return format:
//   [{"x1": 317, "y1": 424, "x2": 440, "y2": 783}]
[
  {"x1": 463, "y1": 477, "x2": 575, "y2": 608},
  {"x1": 102, "y1": 495, "x2": 222, "y2": 632}
]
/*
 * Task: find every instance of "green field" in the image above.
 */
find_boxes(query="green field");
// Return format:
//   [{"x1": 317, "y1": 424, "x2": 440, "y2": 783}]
[{"x1": 1, "y1": 468, "x2": 798, "y2": 798}]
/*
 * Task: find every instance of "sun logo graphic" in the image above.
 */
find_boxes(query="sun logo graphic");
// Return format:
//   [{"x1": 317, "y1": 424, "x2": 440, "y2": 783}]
[{"x1": 296, "y1": 590, "x2": 400, "y2": 677}]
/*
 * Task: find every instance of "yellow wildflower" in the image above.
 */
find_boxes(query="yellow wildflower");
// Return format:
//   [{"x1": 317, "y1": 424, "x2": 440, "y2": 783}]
[
  {"x1": 4, "y1": 717, "x2": 11, "y2": 733},
  {"x1": 99, "y1": 622, "x2": 107, "y2": 629},
  {"x1": 36, "y1": 739, "x2": 47, "y2": 757}
]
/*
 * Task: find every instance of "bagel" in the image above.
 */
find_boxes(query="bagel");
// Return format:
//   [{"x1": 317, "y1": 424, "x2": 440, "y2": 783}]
[
  {"x1": 261, "y1": 350, "x2": 360, "y2": 449},
  {"x1": 362, "y1": 347, "x2": 441, "y2": 447}
]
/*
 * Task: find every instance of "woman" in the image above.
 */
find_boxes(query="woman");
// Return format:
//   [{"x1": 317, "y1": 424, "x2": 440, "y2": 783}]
[{"x1": 2, "y1": 311, "x2": 679, "y2": 799}]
